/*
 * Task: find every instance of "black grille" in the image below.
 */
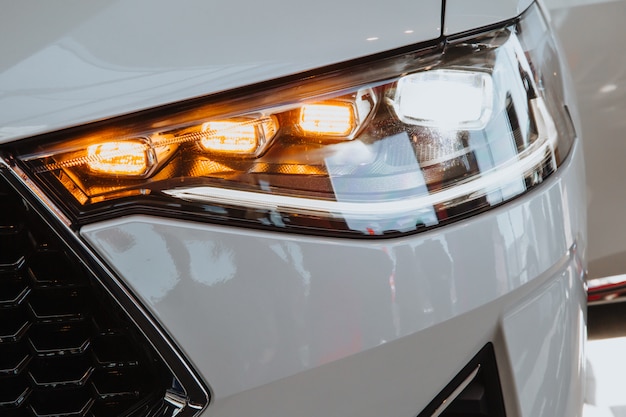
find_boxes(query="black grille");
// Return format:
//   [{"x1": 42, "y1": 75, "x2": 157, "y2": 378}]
[
  {"x1": 0, "y1": 178, "x2": 173, "y2": 417},
  {"x1": 417, "y1": 343, "x2": 507, "y2": 417}
]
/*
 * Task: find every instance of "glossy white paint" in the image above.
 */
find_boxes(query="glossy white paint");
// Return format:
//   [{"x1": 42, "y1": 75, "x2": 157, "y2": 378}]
[
  {"x1": 444, "y1": 0, "x2": 534, "y2": 35},
  {"x1": 197, "y1": 261, "x2": 585, "y2": 417},
  {"x1": 502, "y1": 261, "x2": 586, "y2": 417},
  {"x1": 546, "y1": 0, "x2": 626, "y2": 279},
  {"x1": 82, "y1": 139, "x2": 586, "y2": 413},
  {"x1": 0, "y1": 0, "x2": 441, "y2": 142}
]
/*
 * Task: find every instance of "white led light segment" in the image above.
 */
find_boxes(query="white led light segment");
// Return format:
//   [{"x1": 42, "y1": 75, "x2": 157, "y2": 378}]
[{"x1": 393, "y1": 70, "x2": 494, "y2": 129}]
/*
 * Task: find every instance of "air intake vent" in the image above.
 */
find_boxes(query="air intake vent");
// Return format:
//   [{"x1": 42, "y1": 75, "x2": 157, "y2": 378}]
[
  {"x1": 417, "y1": 343, "x2": 507, "y2": 417},
  {"x1": 0, "y1": 177, "x2": 173, "y2": 417}
]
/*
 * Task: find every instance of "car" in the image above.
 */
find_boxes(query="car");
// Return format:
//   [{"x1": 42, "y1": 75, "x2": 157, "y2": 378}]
[{"x1": 0, "y1": 1, "x2": 587, "y2": 417}]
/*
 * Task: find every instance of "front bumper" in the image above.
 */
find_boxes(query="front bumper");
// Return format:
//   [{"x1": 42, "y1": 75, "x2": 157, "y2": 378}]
[{"x1": 75, "y1": 137, "x2": 587, "y2": 417}]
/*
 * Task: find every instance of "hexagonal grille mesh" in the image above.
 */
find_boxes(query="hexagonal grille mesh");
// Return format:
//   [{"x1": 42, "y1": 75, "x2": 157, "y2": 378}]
[{"x1": 0, "y1": 177, "x2": 172, "y2": 417}]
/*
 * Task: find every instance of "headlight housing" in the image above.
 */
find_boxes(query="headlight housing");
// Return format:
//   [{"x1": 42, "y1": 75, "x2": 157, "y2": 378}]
[{"x1": 4, "y1": 4, "x2": 575, "y2": 237}]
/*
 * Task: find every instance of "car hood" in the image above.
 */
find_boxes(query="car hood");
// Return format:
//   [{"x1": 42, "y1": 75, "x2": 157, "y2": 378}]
[{"x1": 0, "y1": 0, "x2": 531, "y2": 143}]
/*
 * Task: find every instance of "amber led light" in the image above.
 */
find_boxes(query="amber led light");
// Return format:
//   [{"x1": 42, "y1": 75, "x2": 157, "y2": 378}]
[
  {"x1": 87, "y1": 140, "x2": 152, "y2": 176},
  {"x1": 298, "y1": 103, "x2": 356, "y2": 137},
  {"x1": 200, "y1": 117, "x2": 278, "y2": 155},
  {"x1": 200, "y1": 121, "x2": 258, "y2": 153}
]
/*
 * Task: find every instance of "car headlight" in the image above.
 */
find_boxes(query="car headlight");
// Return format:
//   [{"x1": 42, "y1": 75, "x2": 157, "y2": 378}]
[{"x1": 5, "y1": 4, "x2": 575, "y2": 237}]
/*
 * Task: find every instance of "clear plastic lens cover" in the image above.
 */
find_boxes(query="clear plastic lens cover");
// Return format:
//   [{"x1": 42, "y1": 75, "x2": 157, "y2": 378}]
[{"x1": 10, "y1": 4, "x2": 575, "y2": 237}]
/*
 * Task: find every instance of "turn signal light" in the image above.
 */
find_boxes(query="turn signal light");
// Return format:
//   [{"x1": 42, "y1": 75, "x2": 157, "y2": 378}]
[
  {"x1": 298, "y1": 103, "x2": 356, "y2": 136},
  {"x1": 87, "y1": 140, "x2": 152, "y2": 176}
]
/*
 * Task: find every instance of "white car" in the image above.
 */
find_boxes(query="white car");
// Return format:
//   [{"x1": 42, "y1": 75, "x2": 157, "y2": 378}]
[{"x1": 0, "y1": 1, "x2": 587, "y2": 417}]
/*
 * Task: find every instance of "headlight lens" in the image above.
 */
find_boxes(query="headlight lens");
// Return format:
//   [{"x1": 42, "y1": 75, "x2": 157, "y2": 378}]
[{"x1": 7, "y1": 4, "x2": 575, "y2": 237}]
